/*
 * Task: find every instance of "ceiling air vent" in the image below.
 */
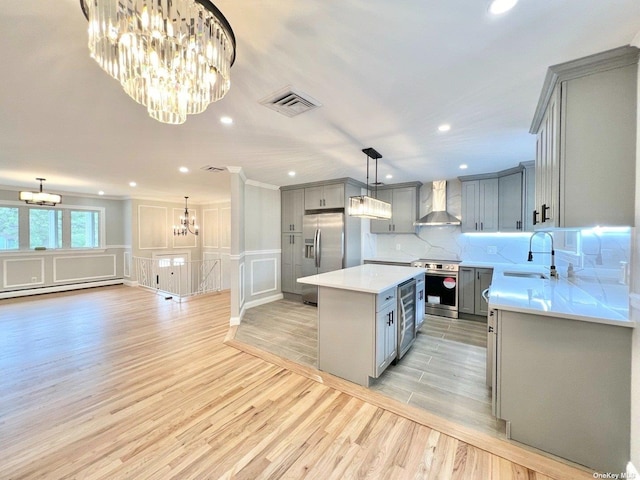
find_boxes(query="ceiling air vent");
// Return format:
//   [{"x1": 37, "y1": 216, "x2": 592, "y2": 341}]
[
  {"x1": 200, "y1": 166, "x2": 226, "y2": 173},
  {"x1": 259, "y1": 86, "x2": 322, "y2": 117}
]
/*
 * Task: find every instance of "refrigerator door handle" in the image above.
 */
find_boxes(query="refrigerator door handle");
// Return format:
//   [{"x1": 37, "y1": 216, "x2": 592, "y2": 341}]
[{"x1": 315, "y1": 229, "x2": 321, "y2": 268}]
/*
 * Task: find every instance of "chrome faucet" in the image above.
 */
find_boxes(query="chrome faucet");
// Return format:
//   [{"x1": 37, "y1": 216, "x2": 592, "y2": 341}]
[{"x1": 528, "y1": 231, "x2": 558, "y2": 278}]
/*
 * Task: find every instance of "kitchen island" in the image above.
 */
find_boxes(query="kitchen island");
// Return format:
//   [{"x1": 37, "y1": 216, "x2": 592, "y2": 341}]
[
  {"x1": 298, "y1": 264, "x2": 425, "y2": 387},
  {"x1": 488, "y1": 265, "x2": 634, "y2": 473}
]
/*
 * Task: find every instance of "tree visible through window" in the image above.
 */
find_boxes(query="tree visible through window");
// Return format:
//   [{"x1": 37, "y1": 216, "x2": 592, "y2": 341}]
[
  {"x1": 71, "y1": 210, "x2": 100, "y2": 248},
  {"x1": 0, "y1": 207, "x2": 19, "y2": 250},
  {"x1": 29, "y1": 209, "x2": 62, "y2": 249}
]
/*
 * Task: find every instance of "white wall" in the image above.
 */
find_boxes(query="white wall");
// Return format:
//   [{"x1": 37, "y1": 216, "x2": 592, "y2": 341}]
[{"x1": 242, "y1": 180, "x2": 282, "y2": 309}]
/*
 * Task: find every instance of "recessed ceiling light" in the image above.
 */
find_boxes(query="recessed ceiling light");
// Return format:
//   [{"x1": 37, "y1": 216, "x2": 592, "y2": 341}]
[
  {"x1": 288, "y1": 171, "x2": 296, "y2": 177},
  {"x1": 129, "y1": 181, "x2": 137, "y2": 187},
  {"x1": 98, "y1": 190, "x2": 105, "y2": 195},
  {"x1": 220, "y1": 116, "x2": 233, "y2": 125},
  {"x1": 459, "y1": 164, "x2": 468, "y2": 170},
  {"x1": 385, "y1": 174, "x2": 393, "y2": 179},
  {"x1": 438, "y1": 124, "x2": 451, "y2": 132},
  {"x1": 488, "y1": 0, "x2": 518, "y2": 15},
  {"x1": 179, "y1": 166, "x2": 189, "y2": 173}
]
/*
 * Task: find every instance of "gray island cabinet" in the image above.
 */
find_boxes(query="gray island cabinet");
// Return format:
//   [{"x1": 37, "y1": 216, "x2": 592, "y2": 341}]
[
  {"x1": 298, "y1": 264, "x2": 424, "y2": 387},
  {"x1": 489, "y1": 266, "x2": 634, "y2": 473}
]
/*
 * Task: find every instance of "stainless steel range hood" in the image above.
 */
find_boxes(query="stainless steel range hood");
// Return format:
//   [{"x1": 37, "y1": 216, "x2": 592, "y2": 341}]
[{"x1": 413, "y1": 180, "x2": 461, "y2": 226}]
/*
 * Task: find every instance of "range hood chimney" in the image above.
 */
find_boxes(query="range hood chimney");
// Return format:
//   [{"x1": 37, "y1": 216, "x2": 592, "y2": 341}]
[{"x1": 413, "y1": 180, "x2": 461, "y2": 226}]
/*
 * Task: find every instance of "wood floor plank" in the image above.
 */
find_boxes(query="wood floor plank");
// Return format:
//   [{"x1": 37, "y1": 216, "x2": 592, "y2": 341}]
[{"x1": 0, "y1": 286, "x2": 594, "y2": 479}]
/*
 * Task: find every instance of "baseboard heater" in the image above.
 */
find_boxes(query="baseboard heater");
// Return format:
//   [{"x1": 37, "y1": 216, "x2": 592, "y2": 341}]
[{"x1": 0, "y1": 279, "x2": 124, "y2": 299}]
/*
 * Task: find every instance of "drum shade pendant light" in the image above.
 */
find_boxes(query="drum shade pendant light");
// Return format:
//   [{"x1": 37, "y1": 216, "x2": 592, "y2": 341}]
[
  {"x1": 174, "y1": 197, "x2": 199, "y2": 235},
  {"x1": 349, "y1": 148, "x2": 392, "y2": 220},
  {"x1": 19, "y1": 178, "x2": 62, "y2": 206},
  {"x1": 79, "y1": 0, "x2": 236, "y2": 125}
]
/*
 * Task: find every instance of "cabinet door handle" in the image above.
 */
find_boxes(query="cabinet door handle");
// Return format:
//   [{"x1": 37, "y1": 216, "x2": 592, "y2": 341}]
[
  {"x1": 389, "y1": 225, "x2": 392, "y2": 232},
  {"x1": 475, "y1": 222, "x2": 478, "y2": 231},
  {"x1": 480, "y1": 222, "x2": 484, "y2": 231},
  {"x1": 393, "y1": 224, "x2": 395, "y2": 231},
  {"x1": 541, "y1": 204, "x2": 550, "y2": 222},
  {"x1": 532, "y1": 210, "x2": 539, "y2": 226}
]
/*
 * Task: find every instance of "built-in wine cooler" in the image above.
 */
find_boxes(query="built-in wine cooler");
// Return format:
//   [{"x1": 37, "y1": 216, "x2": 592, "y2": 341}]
[{"x1": 397, "y1": 278, "x2": 417, "y2": 360}]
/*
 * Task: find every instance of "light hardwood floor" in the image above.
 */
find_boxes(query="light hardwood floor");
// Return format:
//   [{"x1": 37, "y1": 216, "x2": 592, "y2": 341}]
[{"x1": 0, "y1": 286, "x2": 591, "y2": 479}]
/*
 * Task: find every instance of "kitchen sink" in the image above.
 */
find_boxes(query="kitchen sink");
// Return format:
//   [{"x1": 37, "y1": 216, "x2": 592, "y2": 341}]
[{"x1": 503, "y1": 271, "x2": 548, "y2": 279}]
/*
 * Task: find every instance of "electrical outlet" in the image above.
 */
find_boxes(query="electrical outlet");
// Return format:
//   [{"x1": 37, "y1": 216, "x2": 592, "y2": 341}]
[
  {"x1": 396, "y1": 244, "x2": 401, "y2": 251},
  {"x1": 487, "y1": 246, "x2": 497, "y2": 255}
]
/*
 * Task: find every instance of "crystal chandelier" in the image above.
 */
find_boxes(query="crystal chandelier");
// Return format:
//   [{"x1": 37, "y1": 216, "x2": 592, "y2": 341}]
[
  {"x1": 80, "y1": 0, "x2": 236, "y2": 125},
  {"x1": 19, "y1": 178, "x2": 62, "y2": 206},
  {"x1": 174, "y1": 197, "x2": 199, "y2": 235},
  {"x1": 349, "y1": 148, "x2": 392, "y2": 220}
]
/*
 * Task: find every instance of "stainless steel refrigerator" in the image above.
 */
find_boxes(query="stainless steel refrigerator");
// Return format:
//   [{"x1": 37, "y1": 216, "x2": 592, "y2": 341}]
[{"x1": 301, "y1": 212, "x2": 344, "y2": 305}]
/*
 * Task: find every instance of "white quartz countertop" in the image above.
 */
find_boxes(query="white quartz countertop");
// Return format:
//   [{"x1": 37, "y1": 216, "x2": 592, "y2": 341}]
[
  {"x1": 488, "y1": 265, "x2": 633, "y2": 328},
  {"x1": 297, "y1": 264, "x2": 424, "y2": 294},
  {"x1": 363, "y1": 257, "x2": 419, "y2": 265}
]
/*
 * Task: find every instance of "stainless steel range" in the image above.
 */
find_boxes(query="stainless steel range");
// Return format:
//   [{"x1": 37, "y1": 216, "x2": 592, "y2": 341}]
[{"x1": 411, "y1": 259, "x2": 460, "y2": 318}]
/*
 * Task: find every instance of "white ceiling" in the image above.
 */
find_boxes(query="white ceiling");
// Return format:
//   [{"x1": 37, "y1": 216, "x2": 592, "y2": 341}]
[{"x1": 1, "y1": 1, "x2": 639, "y2": 203}]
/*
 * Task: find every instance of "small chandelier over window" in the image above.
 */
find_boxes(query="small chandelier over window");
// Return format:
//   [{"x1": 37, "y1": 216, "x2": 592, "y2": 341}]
[
  {"x1": 79, "y1": 0, "x2": 236, "y2": 125},
  {"x1": 349, "y1": 148, "x2": 392, "y2": 220},
  {"x1": 19, "y1": 178, "x2": 62, "y2": 206},
  {"x1": 174, "y1": 197, "x2": 199, "y2": 236}
]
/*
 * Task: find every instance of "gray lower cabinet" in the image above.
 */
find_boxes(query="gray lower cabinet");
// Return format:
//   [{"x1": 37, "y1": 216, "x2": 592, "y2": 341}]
[
  {"x1": 317, "y1": 283, "x2": 404, "y2": 386},
  {"x1": 459, "y1": 267, "x2": 492, "y2": 317},
  {"x1": 281, "y1": 233, "x2": 303, "y2": 294},
  {"x1": 375, "y1": 288, "x2": 397, "y2": 376},
  {"x1": 494, "y1": 309, "x2": 631, "y2": 473}
]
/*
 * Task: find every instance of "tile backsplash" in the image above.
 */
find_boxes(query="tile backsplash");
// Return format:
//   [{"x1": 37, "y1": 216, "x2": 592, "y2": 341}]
[{"x1": 375, "y1": 226, "x2": 630, "y2": 270}]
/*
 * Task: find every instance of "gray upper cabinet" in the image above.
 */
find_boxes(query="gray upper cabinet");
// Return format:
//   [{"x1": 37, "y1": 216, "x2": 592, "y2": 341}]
[
  {"x1": 530, "y1": 46, "x2": 638, "y2": 228},
  {"x1": 281, "y1": 188, "x2": 305, "y2": 232},
  {"x1": 522, "y1": 162, "x2": 536, "y2": 232},
  {"x1": 460, "y1": 178, "x2": 498, "y2": 233},
  {"x1": 461, "y1": 161, "x2": 535, "y2": 233},
  {"x1": 370, "y1": 183, "x2": 421, "y2": 234},
  {"x1": 304, "y1": 183, "x2": 345, "y2": 210},
  {"x1": 498, "y1": 171, "x2": 523, "y2": 232}
]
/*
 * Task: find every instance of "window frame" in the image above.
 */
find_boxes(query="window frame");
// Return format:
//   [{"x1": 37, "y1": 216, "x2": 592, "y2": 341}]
[{"x1": 0, "y1": 200, "x2": 106, "y2": 253}]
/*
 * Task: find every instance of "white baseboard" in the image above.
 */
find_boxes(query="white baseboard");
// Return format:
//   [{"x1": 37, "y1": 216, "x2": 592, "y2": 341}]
[
  {"x1": 123, "y1": 279, "x2": 138, "y2": 287},
  {"x1": 230, "y1": 293, "x2": 283, "y2": 326},
  {"x1": 244, "y1": 293, "x2": 284, "y2": 310},
  {"x1": 0, "y1": 279, "x2": 124, "y2": 299}
]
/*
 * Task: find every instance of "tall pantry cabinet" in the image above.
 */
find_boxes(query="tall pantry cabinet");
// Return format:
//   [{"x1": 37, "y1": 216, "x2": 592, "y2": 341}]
[{"x1": 530, "y1": 46, "x2": 638, "y2": 228}]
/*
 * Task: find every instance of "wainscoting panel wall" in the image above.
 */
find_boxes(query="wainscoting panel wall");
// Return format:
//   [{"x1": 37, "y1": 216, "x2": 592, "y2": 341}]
[
  {"x1": 138, "y1": 205, "x2": 168, "y2": 250},
  {"x1": 3, "y1": 258, "x2": 44, "y2": 288},
  {"x1": 203, "y1": 208, "x2": 219, "y2": 248},
  {"x1": 250, "y1": 257, "x2": 278, "y2": 296},
  {"x1": 53, "y1": 254, "x2": 117, "y2": 283}
]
